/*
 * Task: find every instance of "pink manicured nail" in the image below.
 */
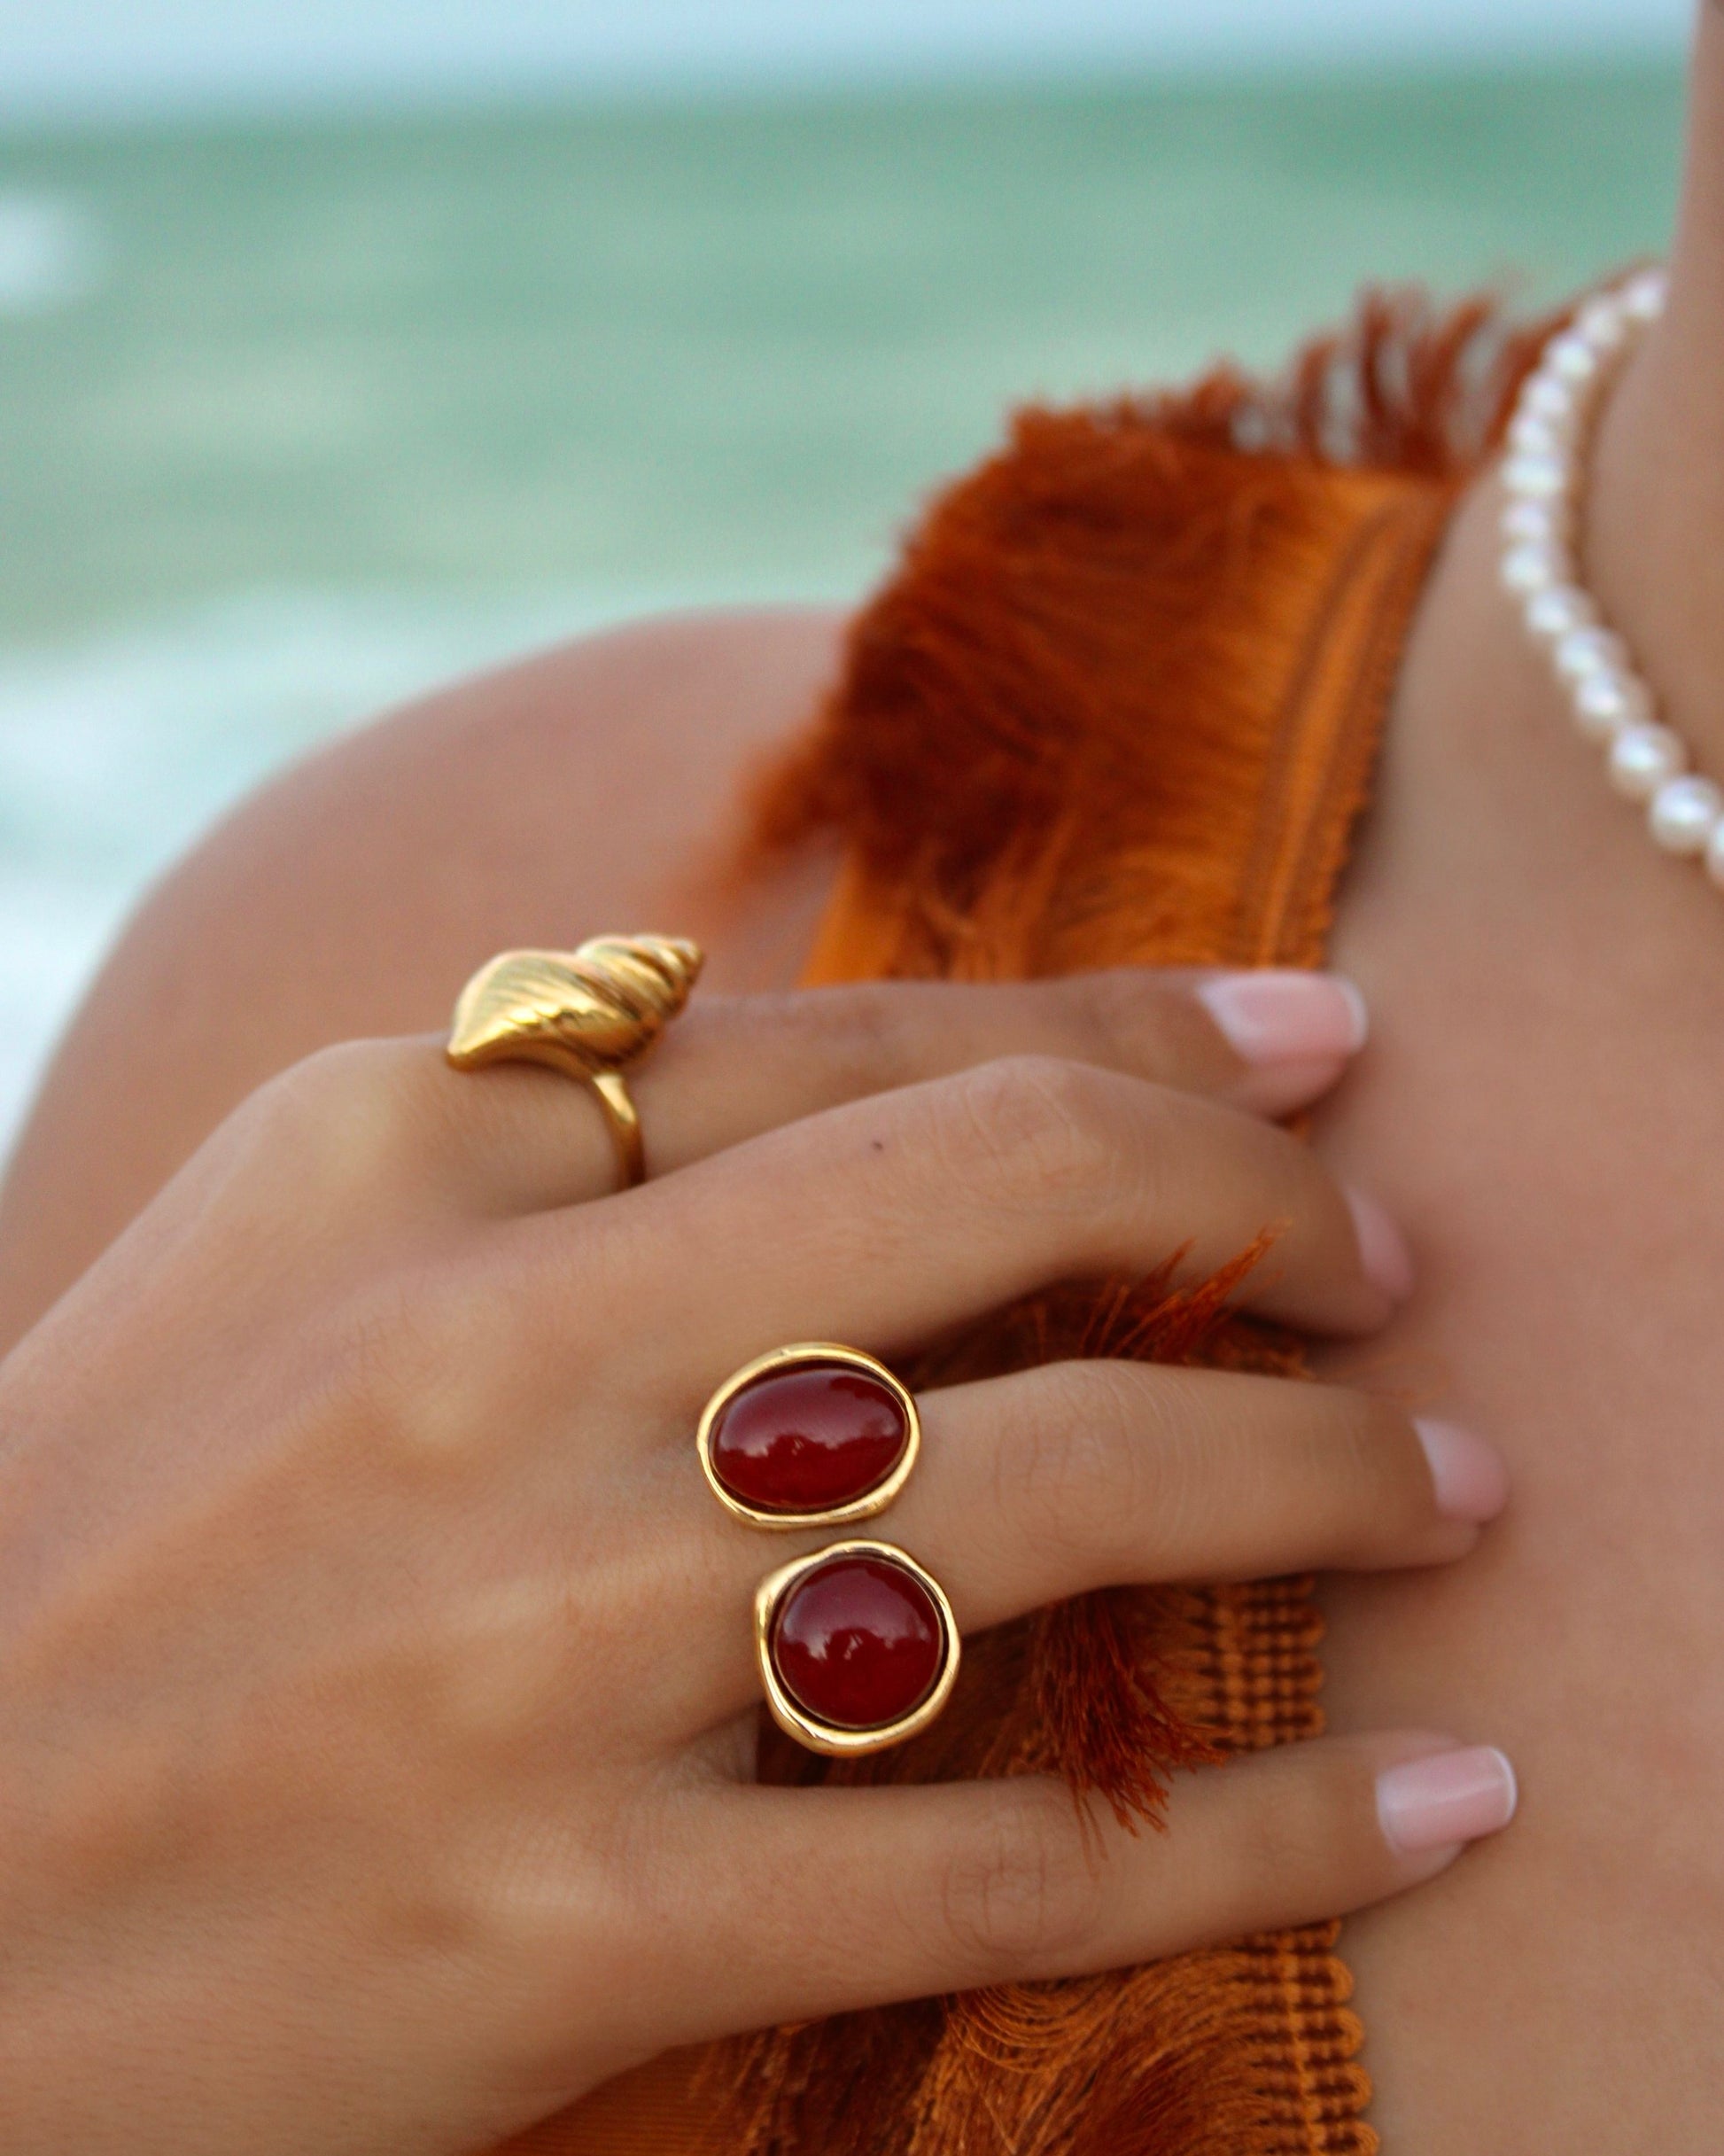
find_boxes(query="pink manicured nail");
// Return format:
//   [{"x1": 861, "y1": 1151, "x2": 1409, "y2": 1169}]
[
  {"x1": 1195, "y1": 971, "x2": 1369, "y2": 1064},
  {"x1": 1345, "y1": 1187, "x2": 1416, "y2": 1303},
  {"x1": 1378, "y1": 1746, "x2": 1518, "y2": 1856},
  {"x1": 1416, "y1": 1420, "x2": 1509, "y2": 1523}
]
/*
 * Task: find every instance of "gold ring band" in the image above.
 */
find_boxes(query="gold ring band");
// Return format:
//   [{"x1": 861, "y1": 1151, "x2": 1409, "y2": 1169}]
[
  {"x1": 586, "y1": 1070, "x2": 645, "y2": 1189},
  {"x1": 445, "y1": 933, "x2": 703, "y2": 1189}
]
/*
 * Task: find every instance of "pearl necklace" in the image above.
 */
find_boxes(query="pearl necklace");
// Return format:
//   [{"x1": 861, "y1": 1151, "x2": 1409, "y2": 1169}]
[{"x1": 1497, "y1": 267, "x2": 1724, "y2": 878}]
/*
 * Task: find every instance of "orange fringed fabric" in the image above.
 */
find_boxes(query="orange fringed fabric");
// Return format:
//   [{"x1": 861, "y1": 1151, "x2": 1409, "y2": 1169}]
[{"x1": 506, "y1": 290, "x2": 1551, "y2": 2156}]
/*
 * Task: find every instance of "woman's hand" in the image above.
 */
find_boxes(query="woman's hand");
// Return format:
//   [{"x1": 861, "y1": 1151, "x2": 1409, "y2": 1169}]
[{"x1": 0, "y1": 967, "x2": 1511, "y2": 2156}]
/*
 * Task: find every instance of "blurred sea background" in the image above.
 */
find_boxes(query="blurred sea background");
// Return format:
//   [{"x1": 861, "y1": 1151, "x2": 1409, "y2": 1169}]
[{"x1": 0, "y1": 0, "x2": 1690, "y2": 1141}]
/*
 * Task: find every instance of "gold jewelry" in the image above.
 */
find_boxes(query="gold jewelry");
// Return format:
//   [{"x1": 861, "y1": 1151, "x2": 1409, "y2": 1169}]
[
  {"x1": 446, "y1": 934, "x2": 702, "y2": 1187},
  {"x1": 697, "y1": 1343, "x2": 920, "y2": 1529},
  {"x1": 755, "y1": 1539, "x2": 959, "y2": 1757}
]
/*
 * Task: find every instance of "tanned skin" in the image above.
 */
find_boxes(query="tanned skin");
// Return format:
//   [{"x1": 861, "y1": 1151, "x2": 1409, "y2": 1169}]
[{"x1": 7, "y1": 9, "x2": 1724, "y2": 2146}]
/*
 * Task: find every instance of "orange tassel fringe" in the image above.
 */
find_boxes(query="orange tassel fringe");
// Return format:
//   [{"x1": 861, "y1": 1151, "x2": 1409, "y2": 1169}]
[
  {"x1": 504, "y1": 286, "x2": 1572, "y2": 2156},
  {"x1": 700, "y1": 289, "x2": 1560, "y2": 2156}
]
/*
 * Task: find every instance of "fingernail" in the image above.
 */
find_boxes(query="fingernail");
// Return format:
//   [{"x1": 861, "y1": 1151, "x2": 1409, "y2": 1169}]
[
  {"x1": 1345, "y1": 1187, "x2": 1416, "y2": 1303},
  {"x1": 1416, "y1": 1419, "x2": 1509, "y2": 1523},
  {"x1": 1378, "y1": 1746, "x2": 1518, "y2": 1856},
  {"x1": 1195, "y1": 971, "x2": 1369, "y2": 1065}
]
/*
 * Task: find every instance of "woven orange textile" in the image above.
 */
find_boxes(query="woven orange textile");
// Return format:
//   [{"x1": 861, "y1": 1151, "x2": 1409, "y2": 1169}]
[{"x1": 503, "y1": 292, "x2": 1547, "y2": 2156}]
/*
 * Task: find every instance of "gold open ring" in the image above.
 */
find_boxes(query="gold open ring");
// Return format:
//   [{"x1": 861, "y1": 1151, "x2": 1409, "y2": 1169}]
[
  {"x1": 756, "y1": 1539, "x2": 959, "y2": 1756},
  {"x1": 445, "y1": 933, "x2": 703, "y2": 1188},
  {"x1": 696, "y1": 1343, "x2": 920, "y2": 1529}
]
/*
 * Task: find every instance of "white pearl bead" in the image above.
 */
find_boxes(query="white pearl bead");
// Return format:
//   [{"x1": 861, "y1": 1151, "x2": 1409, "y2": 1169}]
[
  {"x1": 1649, "y1": 774, "x2": 1723, "y2": 854},
  {"x1": 1502, "y1": 451, "x2": 1572, "y2": 500},
  {"x1": 1554, "y1": 627, "x2": 1627, "y2": 684},
  {"x1": 1572, "y1": 669, "x2": 1651, "y2": 741},
  {"x1": 1506, "y1": 276, "x2": 1709, "y2": 876},
  {"x1": 1548, "y1": 332, "x2": 1600, "y2": 384},
  {"x1": 1501, "y1": 541, "x2": 1563, "y2": 595},
  {"x1": 1609, "y1": 722, "x2": 1687, "y2": 801},
  {"x1": 1500, "y1": 496, "x2": 1565, "y2": 548},
  {"x1": 1525, "y1": 585, "x2": 1594, "y2": 641},
  {"x1": 1523, "y1": 374, "x2": 1576, "y2": 424},
  {"x1": 1508, "y1": 412, "x2": 1565, "y2": 459},
  {"x1": 1575, "y1": 297, "x2": 1627, "y2": 352},
  {"x1": 1620, "y1": 268, "x2": 1667, "y2": 321}
]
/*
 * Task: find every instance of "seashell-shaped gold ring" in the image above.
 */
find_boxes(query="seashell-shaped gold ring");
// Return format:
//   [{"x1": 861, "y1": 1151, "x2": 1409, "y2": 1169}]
[{"x1": 445, "y1": 934, "x2": 703, "y2": 1187}]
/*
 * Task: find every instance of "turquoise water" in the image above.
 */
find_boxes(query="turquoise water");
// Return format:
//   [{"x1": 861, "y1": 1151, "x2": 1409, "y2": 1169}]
[{"x1": 0, "y1": 65, "x2": 1687, "y2": 1130}]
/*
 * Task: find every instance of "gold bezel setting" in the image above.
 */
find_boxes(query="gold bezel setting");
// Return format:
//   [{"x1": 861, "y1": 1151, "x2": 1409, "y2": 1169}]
[
  {"x1": 754, "y1": 1539, "x2": 959, "y2": 1758},
  {"x1": 695, "y1": 1342, "x2": 920, "y2": 1530}
]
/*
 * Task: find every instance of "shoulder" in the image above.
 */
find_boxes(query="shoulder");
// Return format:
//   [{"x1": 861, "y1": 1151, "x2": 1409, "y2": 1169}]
[{"x1": 0, "y1": 606, "x2": 844, "y2": 1340}]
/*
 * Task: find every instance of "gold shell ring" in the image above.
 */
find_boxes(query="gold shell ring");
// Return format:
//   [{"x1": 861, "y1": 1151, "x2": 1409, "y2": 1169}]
[{"x1": 446, "y1": 933, "x2": 703, "y2": 1187}]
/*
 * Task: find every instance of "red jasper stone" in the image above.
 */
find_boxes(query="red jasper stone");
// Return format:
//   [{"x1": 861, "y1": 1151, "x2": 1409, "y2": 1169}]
[
  {"x1": 709, "y1": 1361, "x2": 909, "y2": 1515},
  {"x1": 771, "y1": 1553, "x2": 944, "y2": 1730}
]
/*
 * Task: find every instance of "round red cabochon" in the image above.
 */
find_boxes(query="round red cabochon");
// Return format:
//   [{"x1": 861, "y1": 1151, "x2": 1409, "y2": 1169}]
[
  {"x1": 709, "y1": 1361, "x2": 909, "y2": 1515},
  {"x1": 770, "y1": 1553, "x2": 945, "y2": 1731}
]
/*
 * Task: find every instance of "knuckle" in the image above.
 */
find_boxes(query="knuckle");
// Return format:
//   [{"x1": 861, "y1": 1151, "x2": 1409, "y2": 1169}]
[
  {"x1": 816, "y1": 982, "x2": 914, "y2": 1088},
  {"x1": 1233, "y1": 1756, "x2": 1361, "y2": 1911},
  {"x1": 238, "y1": 1039, "x2": 424, "y2": 1194},
  {"x1": 936, "y1": 1055, "x2": 1121, "y2": 1213},
  {"x1": 1312, "y1": 1389, "x2": 1431, "y2": 1550},
  {"x1": 1343, "y1": 1390, "x2": 1417, "y2": 1487},
  {"x1": 939, "y1": 1789, "x2": 1100, "y2": 1973},
  {"x1": 20, "y1": 1748, "x2": 164, "y2": 1910},
  {"x1": 1064, "y1": 967, "x2": 1188, "y2": 1073},
  {"x1": 324, "y1": 1251, "x2": 508, "y2": 1468},
  {"x1": 773, "y1": 980, "x2": 917, "y2": 1094},
  {"x1": 702, "y1": 982, "x2": 917, "y2": 1097}
]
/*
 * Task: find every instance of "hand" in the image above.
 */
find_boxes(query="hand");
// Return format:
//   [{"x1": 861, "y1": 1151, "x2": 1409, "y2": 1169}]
[{"x1": 0, "y1": 966, "x2": 1510, "y2": 2155}]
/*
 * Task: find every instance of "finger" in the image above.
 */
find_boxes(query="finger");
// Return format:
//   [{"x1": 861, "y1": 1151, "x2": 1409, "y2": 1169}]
[
  {"x1": 426, "y1": 968, "x2": 1368, "y2": 1210},
  {"x1": 552, "y1": 1057, "x2": 1409, "y2": 1397},
  {"x1": 889, "y1": 1366, "x2": 1508, "y2": 1632},
  {"x1": 648, "y1": 1733, "x2": 1516, "y2": 2039},
  {"x1": 661, "y1": 1367, "x2": 1501, "y2": 1733}
]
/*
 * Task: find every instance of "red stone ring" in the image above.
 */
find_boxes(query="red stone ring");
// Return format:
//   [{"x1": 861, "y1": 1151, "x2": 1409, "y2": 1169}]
[
  {"x1": 754, "y1": 1540, "x2": 960, "y2": 1756},
  {"x1": 696, "y1": 1343, "x2": 920, "y2": 1529}
]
